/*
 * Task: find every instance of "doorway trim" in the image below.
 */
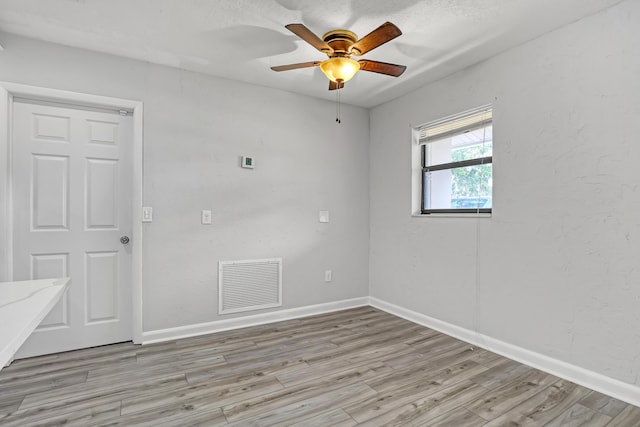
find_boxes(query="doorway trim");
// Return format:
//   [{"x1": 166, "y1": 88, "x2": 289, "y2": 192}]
[{"x1": 0, "y1": 82, "x2": 144, "y2": 344}]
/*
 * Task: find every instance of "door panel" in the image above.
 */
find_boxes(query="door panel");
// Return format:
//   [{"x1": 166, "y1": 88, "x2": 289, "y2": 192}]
[
  {"x1": 12, "y1": 99, "x2": 132, "y2": 358},
  {"x1": 31, "y1": 253, "x2": 69, "y2": 281},
  {"x1": 86, "y1": 158, "x2": 119, "y2": 229},
  {"x1": 30, "y1": 252, "x2": 70, "y2": 328},
  {"x1": 86, "y1": 251, "x2": 119, "y2": 323},
  {"x1": 32, "y1": 154, "x2": 70, "y2": 230},
  {"x1": 33, "y1": 113, "x2": 71, "y2": 141}
]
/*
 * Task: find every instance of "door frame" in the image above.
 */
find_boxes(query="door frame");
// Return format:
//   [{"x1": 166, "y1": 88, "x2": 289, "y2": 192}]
[{"x1": 0, "y1": 82, "x2": 144, "y2": 344}]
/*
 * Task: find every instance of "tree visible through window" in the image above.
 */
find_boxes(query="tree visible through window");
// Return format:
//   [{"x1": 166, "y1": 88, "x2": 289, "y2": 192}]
[{"x1": 418, "y1": 107, "x2": 492, "y2": 213}]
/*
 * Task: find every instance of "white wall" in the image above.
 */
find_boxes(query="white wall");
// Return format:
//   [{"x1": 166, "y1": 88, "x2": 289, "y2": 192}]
[
  {"x1": 0, "y1": 33, "x2": 370, "y2": 331},
  {"x1": 370, "y1": 0, "x2": 640, "y2": 389}
]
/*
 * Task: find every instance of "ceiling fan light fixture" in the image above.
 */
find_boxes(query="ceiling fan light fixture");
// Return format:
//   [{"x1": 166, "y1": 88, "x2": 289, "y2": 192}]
[
  {"x1": 319, "y1": 57, "x2": 360, "y2": 83},
  {"x1": 273, "y1": 23, "x2": 405, "y2": 91}
]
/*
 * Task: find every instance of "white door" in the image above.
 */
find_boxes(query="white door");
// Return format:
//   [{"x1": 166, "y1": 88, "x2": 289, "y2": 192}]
[{"x1": 11, "y1": 98, "x2": 132, "y2": 358}]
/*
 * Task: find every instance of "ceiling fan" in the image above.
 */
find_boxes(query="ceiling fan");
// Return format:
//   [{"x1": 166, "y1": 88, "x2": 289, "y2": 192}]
[{"x1": 271, "y1": 22, "x2": 407, "y2": 90}]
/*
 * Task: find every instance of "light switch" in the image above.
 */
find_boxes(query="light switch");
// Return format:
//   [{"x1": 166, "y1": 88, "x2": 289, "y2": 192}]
[
  {"x1": 319, "y1": 210, "x2": 329, "y2": 223},
  {"x1": 325, "y1": 270, "x2": 332, "y2": 282},
  {"x1": 142, "y1": 206, "x2": 153, "y2": 222},
  {"x1": 201, "y1": 210, "x2": 212, "y2": 225}
]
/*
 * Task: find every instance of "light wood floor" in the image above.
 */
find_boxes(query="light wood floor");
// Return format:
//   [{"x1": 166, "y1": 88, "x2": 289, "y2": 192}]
[{"x1": 0, "y1": 307, "x2": 638, "y2": 426}]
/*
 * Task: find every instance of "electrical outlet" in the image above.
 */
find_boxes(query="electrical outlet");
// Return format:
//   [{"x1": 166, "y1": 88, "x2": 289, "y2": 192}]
[
  {"x1": 201, "y1": 210, "x2": 212, "y2": 225},
  {"x1": 324, "y1": 270, "x2": 332, "y2": 282}
]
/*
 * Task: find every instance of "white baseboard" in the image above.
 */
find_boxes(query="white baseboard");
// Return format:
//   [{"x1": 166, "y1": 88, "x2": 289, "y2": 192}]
[
  {"x1": 141, "y1": 297, "x2": 370, "y2": 344},
  {"x1": 369, "y1": 297, "x2": 640, "y2": 408}
]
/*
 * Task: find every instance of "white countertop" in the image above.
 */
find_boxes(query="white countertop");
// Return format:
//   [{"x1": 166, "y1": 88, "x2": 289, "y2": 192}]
[{"x1": 0, "y1": 277, "x2": 70, "y2": 370}]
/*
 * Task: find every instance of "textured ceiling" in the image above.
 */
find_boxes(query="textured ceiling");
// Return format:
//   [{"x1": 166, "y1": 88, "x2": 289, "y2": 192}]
[{"x1": 0, "y1": 0, "x2": 623, "y2": 107}]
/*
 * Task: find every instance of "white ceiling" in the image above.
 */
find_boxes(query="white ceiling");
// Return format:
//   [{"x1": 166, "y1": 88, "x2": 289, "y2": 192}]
[{"x1": 0, "y1": 0, "x2": 623, "y2": 108}]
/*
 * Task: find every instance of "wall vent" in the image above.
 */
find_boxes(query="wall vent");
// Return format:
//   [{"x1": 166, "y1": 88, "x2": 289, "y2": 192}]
[{"x1": 218, "y1": 258, "x2": 282, "y2": 315}]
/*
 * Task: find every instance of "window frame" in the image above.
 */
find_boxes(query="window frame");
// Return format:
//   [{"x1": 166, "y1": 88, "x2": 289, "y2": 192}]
[{"x1": 418, "y1": 107, "x2": 493, "y2": 215}]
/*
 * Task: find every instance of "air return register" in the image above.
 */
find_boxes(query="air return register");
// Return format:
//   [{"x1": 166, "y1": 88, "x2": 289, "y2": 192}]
[{"x1": 218, "y1": 258, "x2": 282, "y2": 314}]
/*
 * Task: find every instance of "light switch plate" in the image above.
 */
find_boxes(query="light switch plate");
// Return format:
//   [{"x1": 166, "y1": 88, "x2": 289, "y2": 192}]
[
  {"x1": 142, "y1": 206, "x2": 153, "y2": 222},
  {"x1": 325, "y1": 270, "x2": 332, "y2": 282},
  {"x1": 319, "y1": 210, "x2": 329, "y2": 223},
  {"x1": 201, "y1": 210, "x2": 212, "y2": 225}
]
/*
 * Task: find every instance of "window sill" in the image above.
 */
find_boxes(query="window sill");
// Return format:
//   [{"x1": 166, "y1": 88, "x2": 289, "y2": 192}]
[{"x1": 412, "y1": 212, "x2": 492, "y2": 219}]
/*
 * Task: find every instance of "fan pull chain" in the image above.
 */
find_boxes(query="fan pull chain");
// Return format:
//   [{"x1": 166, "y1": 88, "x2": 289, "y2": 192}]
[{"x1": 335, "y1": 81, "x2": 342, "y2": 124}]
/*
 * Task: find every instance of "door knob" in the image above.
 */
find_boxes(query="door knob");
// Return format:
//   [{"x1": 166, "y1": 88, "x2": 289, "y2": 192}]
[{"x1": 120, "y1": 236, "x2": 130, "y2": 245}]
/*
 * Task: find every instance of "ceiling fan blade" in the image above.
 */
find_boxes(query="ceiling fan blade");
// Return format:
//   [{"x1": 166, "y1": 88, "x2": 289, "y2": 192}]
[
  {"x1": 328, "y1": 80, "x2": 345, "y2": 91},
  {"x1": 271, "y1": 61, "x2": 321, "y2": 72},
  {"x1": 285, "y1": 23, "x2": 333, "y2": 54},
  {"x1": 350, "y1": 22, "x2": 402, "y2": 56},
  {"x1": 358, "y1": 60, "x2": 406, "y2": 77}
]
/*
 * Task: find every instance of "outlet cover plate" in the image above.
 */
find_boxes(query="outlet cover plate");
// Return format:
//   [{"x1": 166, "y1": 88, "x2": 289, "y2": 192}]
[{"x1": 202, "y1": 210, "x2": 212, "y2": 225}]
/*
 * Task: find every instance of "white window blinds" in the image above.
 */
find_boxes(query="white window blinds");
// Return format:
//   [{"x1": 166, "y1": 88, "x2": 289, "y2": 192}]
[{"x1": 418, "y1": 106, "x2": 492, "y2": 144}]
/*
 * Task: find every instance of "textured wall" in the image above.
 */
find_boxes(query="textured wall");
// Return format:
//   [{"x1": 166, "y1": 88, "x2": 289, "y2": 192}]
[
  {"x1": 0, "y1": 33, "x2": 370, "y2": 331},
  {"x1": 369, "y1": 0, "x2": 640, "y2": 387}
]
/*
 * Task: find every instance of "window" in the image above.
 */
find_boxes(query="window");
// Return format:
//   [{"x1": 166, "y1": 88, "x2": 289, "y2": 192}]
[{"x1": 416, "y1": 106, "x2": 492, "y2": 214}]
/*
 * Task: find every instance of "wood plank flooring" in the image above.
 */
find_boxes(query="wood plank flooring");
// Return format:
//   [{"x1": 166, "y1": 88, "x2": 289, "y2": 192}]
[{"x1": 0, "y1": 306, "x2": 638, "y2": 426}]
